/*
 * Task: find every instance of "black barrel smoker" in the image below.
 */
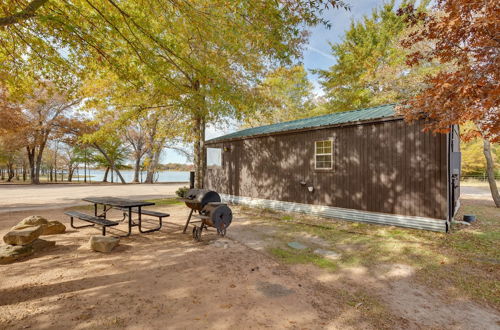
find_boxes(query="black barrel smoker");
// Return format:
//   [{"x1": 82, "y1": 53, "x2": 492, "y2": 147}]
[{"x1": 180, "y1": 189, "x2": 233, "y2": 241}]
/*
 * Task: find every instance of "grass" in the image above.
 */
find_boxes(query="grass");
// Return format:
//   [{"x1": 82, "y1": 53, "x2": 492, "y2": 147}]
[
  {"x1": 241, "y1": 199, "x2": 500, "y2": 309},
  {"x1": 269, "y1": 247, "x2": 338, "y2": 271},
  {"x1": 461, "y1": 178, "x2": 500, "y2": 187},
  {"x1": 145, "y1": 198, "x2": 183, "y2": 206}
]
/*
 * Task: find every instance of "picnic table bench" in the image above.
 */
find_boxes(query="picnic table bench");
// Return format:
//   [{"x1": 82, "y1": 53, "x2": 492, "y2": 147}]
[
  {"x1": 64, "y1": 210, "x2": 119, "y2": 236},
  {"x1": 64, "y1": 197, "x2": 170, "y2": 237}
]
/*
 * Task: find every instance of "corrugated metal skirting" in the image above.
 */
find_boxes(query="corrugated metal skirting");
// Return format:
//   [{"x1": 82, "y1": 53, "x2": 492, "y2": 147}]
[{"x1": 221, "y1": 194, "x2": 447, "y2": 232}]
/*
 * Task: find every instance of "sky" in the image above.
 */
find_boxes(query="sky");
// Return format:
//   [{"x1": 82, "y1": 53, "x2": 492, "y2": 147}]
[{"x1": 164, "y1": 0, "x2": 385, "y2": 165}]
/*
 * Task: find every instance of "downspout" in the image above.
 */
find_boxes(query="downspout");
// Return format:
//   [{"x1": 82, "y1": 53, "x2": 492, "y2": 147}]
[{"x1": 446, "y1": 130, "x2": 451, "y2": 233}]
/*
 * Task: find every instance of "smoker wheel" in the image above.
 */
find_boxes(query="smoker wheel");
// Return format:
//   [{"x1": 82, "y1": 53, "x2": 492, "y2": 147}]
[
  {"x1": 217, "y1": 226, "x2": 226, "y2": 237},
  {"x1": 192, "y1": 226, "x2": 202, "y2": 241}
]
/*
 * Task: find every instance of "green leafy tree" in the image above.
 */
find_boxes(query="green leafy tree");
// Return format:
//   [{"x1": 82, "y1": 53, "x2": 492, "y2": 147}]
[
  {"x1": 92, "y1": 137, "x2": 129, "y2": 183},
  {"x1": 461, "y1": 138, "x2": 499, "y2": 176},
  {"x1": 2, "y1": 1, "x2": 349, "y2": 188},
  {"x1": 243, "y1": 65, "x2": 315, "y2": 127},
  {"x1": 317, "y1": 0, "x2": 432, "y2": 112}
]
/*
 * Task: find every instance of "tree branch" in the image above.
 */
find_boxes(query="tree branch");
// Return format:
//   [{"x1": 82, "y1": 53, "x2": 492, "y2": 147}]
[{"x1": 0, "y1": 0, "x2": 49, "y2": 27}]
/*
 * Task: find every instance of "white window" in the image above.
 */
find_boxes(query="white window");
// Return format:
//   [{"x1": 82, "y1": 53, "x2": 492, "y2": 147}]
[
  {"x1": 207, "y1": 148, "x2": 222, "y2": 168},
  {"x1": 315, "y1": 140, "x2": 333, "y2": 170}
]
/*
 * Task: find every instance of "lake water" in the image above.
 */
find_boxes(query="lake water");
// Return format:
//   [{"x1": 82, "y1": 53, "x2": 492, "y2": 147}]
[{"x1": 72, "y1": 169, "x2": 190, "y2": 183}]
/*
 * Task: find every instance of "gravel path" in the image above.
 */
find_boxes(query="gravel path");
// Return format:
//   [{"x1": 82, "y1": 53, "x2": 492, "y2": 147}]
[
  {"x1": 461, "y1": 185, "x2": 494, "y2": 201},
  {"x1": 0, "y1": 183, "x2": 186, "y2": 213}
]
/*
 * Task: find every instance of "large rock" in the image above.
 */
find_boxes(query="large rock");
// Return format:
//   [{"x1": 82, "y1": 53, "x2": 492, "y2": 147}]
[
  {"x1": 89, "y1": 236, "x2": 120, "y2": 253},
  {"x1": 30, "y1": 238, "x2": 56, "y2": 251},
  {"x1": 0, "y1": 244, "x2": 34, "y2": 264},
  {"x1": 17, "y1": 215, "x2": 49, "y2": 230},
  {"x1": 13, "y1": 216, "x2": 65, "y2": 235},
  {"x1": 42, "y1": 221, "x2": 66, "y2": 235},
  {"x1": 3, "y1": 225, "x2": 44, "y2": 246}
]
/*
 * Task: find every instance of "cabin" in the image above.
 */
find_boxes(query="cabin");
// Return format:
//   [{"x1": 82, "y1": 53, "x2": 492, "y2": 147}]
[{"x1": 205, "y1": 104, "x2": 461, "y2": 232}]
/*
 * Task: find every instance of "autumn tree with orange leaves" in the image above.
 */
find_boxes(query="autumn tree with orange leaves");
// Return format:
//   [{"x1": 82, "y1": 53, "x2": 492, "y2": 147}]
[
  {"x1": 399, "y1": 0, "x2": 500, "y2": 207},
  {"x1": 0, "y1": 83, "x2": 82, "y2": 184}
]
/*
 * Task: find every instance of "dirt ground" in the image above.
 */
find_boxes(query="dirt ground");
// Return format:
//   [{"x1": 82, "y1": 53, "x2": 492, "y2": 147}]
[{"x1": 0, "y1": 201, "x2": 499, "y2": 329}]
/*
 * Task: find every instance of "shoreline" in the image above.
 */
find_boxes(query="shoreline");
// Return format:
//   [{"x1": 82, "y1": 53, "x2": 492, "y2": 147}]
[{"x1": 0, "y1": 181, "x2": 189, "y2": 186}]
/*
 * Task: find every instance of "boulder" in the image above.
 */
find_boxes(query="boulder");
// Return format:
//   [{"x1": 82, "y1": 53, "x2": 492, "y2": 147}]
[
  {"x1": 30, "y1": 239, "x2": 56, "y2": 251},
  {"x1": 89, "y1": 236, "x2": 119, "y2": 253},
  {"x1": 0, "y1": 244, "x2": 34, "y2": 264},
  {"x1": 3, "y1": 225, "x2": 44, "y2": 246},
  {"x1": 17, "y1": 215, "x2": 49, "y2": 230},
  {"x1": 42, "y1": 221, "x2": 66, "y2": 235},
  {"x1": 12, "y1": 216, "x2": 65, "y2": 235}
]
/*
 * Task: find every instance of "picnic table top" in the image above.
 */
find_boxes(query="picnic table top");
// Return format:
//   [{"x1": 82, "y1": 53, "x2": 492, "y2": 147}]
[{"x1": 82, "y1": 196, "x2": 155, "y2": 208}]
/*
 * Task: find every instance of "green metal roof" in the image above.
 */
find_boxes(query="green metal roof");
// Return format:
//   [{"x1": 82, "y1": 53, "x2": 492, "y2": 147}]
[{"x1": 208, "y1": 103, "x2": 397, "y2": 143}]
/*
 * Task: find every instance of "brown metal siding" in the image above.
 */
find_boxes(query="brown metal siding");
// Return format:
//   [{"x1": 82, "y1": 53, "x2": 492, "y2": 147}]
[{"x1": 206, "y1": 119, "x2": 448, "y2": 220}]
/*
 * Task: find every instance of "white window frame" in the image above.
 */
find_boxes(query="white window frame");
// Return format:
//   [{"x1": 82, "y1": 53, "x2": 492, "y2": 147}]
[
  {"x1": 314, "y1": 139, "x2": 333, "y2": 170},
  {"x1": 207, "y1": 147, "x2": 223, "y2": 168}
]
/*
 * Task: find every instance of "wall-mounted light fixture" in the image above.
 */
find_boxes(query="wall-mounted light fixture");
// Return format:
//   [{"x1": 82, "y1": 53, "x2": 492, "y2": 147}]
[{"x1": 223, "y1": 146, "x2": 231, "y2": 152}]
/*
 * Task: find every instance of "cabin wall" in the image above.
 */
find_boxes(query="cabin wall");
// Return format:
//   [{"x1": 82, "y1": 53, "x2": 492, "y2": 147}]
[{"x1": 206, "y1": 119, "x2": 448, "y2": 220}]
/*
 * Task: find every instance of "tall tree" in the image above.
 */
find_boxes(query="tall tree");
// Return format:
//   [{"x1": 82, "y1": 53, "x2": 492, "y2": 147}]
[
  {"x1": 0, "y1": 83, "x2": 81, "y2": 184},
  {"x1": 399, "y1": 0, "x2": 500, "y2": 206},
  {"x1": 3, "y1": 1, "x2": 348, "y2": 188},
  {"x1": 89, "y1": 135, "x2": 128, "y2": 184},
  {"x1": 0, "y1": 136, "x2": 24, "y2": 182},
  {"x1": 317, "y1": 0, "x2": 431, "y2": 112},
  {"x1": 243, "y1": 65, "x2": 316, "y2": 127},
  {"x1": 123, "y1": 122, "x2": 148, "y2": 183},
  {"x1": 61, "y1": 143, "x2": 80, "y2": 182},
  {"x1": 142, "y1": 111, "x2": 175, "y2": 184},
  {"x1": 76, "y1": 1, "x2": 348, "y2": 188}
]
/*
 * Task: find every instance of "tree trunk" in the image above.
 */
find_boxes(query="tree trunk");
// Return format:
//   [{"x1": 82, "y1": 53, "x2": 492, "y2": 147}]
[
  {"x1": 68, "y1": 165, "x2": 74, "y2": 182},
  {"x1": 33, "y1": 140, "x2": 47, "y2": 184},
  {"x1": 144, "y1": 150, "x2": 155, "y2": 183},
  {"x1": 192, "y1": 113, "x2": 206, "y2": 189},
  {"x1": 103, "y1": 167, "x2": 110, "y2": 182},
  {"x1": 193, "y1": 115, "x2": 202, "y2": 188},
  {"x1": 145, "y1": 146, "x2": 162, "y2": 183},
  {"x1": 26, "y1": 146, "x2": 39, "y2": 184},
  {"x1": 483, "y1": 139, "x2": 500, "y2": 207},
  {"x1": 200, "y1": 115, "x2": 206, "y2": 186},
  {"x1": 6, "y1": 162, "x2": 14, "y2": 182},
  {"x1": 133, "y1": 157, "x2": 141, "y2": 183},
  {"x1": 84, "y1": 149, "x2": 87, "y2": 183},
  {"x1": 144, "y1": 119, "x2": 161, "y2": 184}
]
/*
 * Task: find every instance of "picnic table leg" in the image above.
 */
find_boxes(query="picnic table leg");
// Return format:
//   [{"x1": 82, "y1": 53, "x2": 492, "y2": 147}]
[
  {"x1": 125, "y1": 206, "x2": 132, "y2": 236},
  {"x1": 117, "y1": 207, "x2": 133, "y2": 237},
  {"x1": 138, "y1": 206, "x2": 163, "y2": 234},
  {"x1": 69, "y1": 216, "x2": 95, "y2": 229},
  {"x1": 94, "y1": 204, "x2": 97, "y2": 217}
]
